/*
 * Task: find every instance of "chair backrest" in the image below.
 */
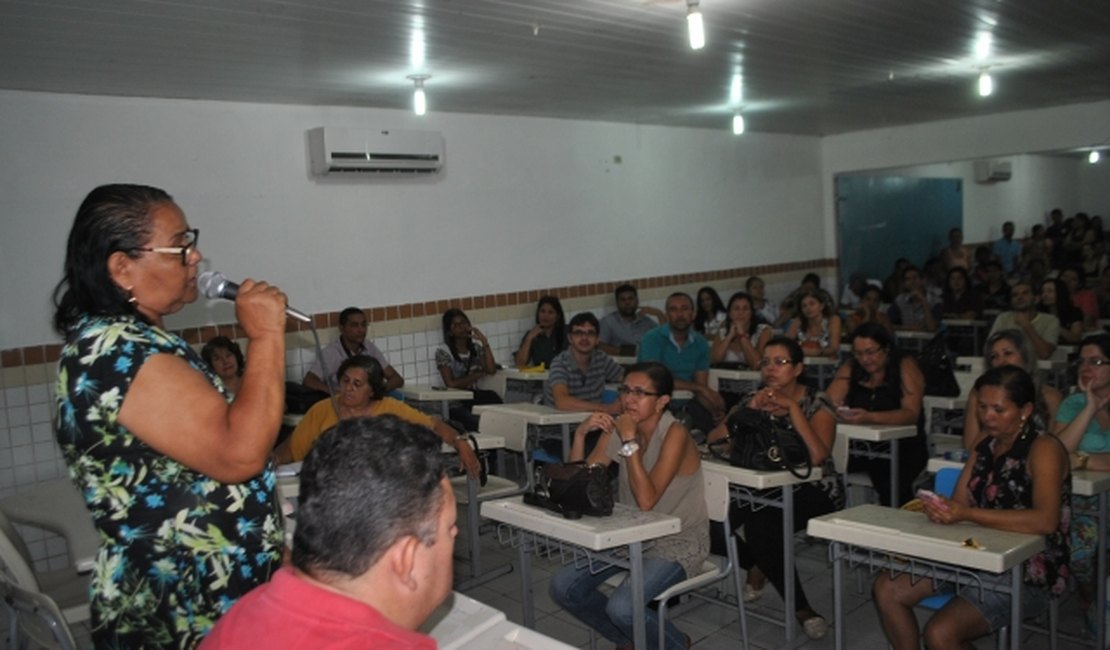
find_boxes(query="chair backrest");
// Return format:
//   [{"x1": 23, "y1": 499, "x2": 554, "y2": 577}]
[
  {"x1": 477, "y1": 410, "x2": 529, "y2": 453},
  {"x1": 703, "y1": 470, "x2": 730, "y2": 524},
  {"x1": 0, "y1": 510, "x2": 40, "y2": 590},
  {"x1": 934, "y1": 467, "x2": 961, "y2": 498},
  {"x1": 830, "y1": 428, "x2": 849, "y2": 476},
  {"x1": 0, "y1": 572, "x2": 76, "y2": 650}
]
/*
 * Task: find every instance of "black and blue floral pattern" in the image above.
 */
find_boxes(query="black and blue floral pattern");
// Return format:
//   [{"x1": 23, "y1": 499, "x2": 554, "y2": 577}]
[{"x1": 55, "y1": 315, "x2": 282, "y2": 648}]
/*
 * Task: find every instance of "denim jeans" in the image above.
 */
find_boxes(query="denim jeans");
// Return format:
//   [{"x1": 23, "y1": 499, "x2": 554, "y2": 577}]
[{"x1": 549, "y1": 556, "x2": 688, "y2": 649}]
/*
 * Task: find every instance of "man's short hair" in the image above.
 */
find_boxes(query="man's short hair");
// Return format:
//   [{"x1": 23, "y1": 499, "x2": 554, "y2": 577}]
[
  {"x1": 614, "y1": 283, "x2": 637, "y2": 299},
  {"x1": 744, "y1": 276, "x2": 762, "y2": 290},
  {"x1": 666, "y1": 292, "x2": 693, "y2": 308},
  {"x1": 292, "y1": 415, "x2": 448, "y2": 578},
  {"x1": 568, "y1": 312, "x2": 599, "y2": 331},
  {"x1": 339, "y1": 307, "x2": 364, "y2": 326}
]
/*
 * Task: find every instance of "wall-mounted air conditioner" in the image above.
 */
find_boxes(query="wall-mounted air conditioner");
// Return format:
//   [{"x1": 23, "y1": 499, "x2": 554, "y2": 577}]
[
  {"x1": 973, "y1": 160, "x2": 1012, "y2": 183},
  {"x1": 308, "y1": 127, "x2": 444, "y2": 175}
]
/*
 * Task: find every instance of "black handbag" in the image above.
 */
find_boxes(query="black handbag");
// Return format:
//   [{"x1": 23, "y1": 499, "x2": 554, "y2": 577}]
[
  {"x1": 525, "y1": 461, "x2": 614, "y2": 519},
  {"x1": 918, "y1": 333, "x2": 961, "y2": 397},
  {"x1": 709, "y1": 407, "x2": 812, "y2": 479}
]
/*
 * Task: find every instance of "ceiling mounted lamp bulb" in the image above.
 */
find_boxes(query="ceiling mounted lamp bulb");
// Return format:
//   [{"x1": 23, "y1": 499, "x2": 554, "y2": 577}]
[
  {"x1": 407, "y1": 74, "x2": 430, "y2": 116},
  {"x1": 977, "y1": 71, "x2": 992, "y2": 97},
  {"x1": 1091, "y1": 150, "x2": 1102, "y2": 164},
  {"x1": 732, "y1": 113, "x2": 745, "y2": 135},
  {"x1": 686, "y1": 0, "x2": 705, "y2": 50}
]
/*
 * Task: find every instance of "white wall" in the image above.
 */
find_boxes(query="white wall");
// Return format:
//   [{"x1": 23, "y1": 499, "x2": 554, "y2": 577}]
[
  {"x1": 0, "y1": 89, "x2": 824, "y2": 350},
  {"x1": 820, "y1": 100, "x2": 1110, "y2": 254}
]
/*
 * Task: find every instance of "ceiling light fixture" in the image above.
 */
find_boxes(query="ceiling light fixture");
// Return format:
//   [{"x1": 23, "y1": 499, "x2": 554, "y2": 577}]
[
  {"x1": 408, "y1": 74, "x2": 430, "y2": 116},
  {"x1": 977, "y1": 71, "x2": 992, "y2": 97},
  {"x1": 732, "y1": 113, "x2": 745, "y2": 135},
  {"x1": 1091, "y1": 150, "x2": 1102, "y2": 164},
  {"x1": 687, "y1": 0, "x2": 705, "y2": 50},
  {"x1": 974, "y1": 30, "x2": 992, "y2": 60}
]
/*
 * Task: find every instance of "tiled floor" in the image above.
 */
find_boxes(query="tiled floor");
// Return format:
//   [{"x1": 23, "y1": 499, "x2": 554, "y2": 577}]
[{"x1": 454, "y1": 527, "x2": 1096, "y2": 649}]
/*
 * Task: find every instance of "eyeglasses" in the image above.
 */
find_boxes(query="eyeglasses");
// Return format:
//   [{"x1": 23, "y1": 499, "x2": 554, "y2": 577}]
[
  {"x1": 570, "y1": 329, "x2": 598, "y2": 337},
  {"x1": 1077, "y1": 357, "x2": 1110, "y2": 368},
  {"x1": 131, "y1": 228, "x2": 199, "y2": 265},
  {"x1": 759, "y1": 358, "x2": 794, "y2": 368},
  {"x1": 618, "y1": 385, "x2": 661, "y2": 398},
  {"x1": 853, "y1": 347, "x2": 884, "y2": 359}
]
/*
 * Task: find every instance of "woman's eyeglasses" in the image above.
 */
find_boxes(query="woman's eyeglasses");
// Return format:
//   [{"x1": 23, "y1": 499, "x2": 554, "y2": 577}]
[
  {"x1": 617, "y1": 385, "x2": 661, "y2": 398},
  {"x1": 132, "y1": 228, "x2": 199, "y2": 265},
  {"x1": 1076, "y1": 357, "x2": 1110, "y2": 368}
]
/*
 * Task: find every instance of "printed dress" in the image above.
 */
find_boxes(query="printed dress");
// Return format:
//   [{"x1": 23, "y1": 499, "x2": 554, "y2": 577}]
[{"x1": 55, "y1": 315, "x2": 283, "y2": 649}]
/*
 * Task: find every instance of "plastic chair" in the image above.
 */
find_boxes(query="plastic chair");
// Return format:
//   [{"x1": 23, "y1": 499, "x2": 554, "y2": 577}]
[
  {"x1": 589, "y1": 471, "x2": 750, "y2": 650},
  {"x1": 0, "y1": 572, "x2": 76, "y2": 650}
]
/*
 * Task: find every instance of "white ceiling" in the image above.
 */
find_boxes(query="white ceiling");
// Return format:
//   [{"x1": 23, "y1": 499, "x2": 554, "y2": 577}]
[{"x1": 1, "y1": 0, "x2": 1108, "y2": 136}]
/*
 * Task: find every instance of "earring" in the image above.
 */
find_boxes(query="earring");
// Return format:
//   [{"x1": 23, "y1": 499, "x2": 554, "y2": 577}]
[{"x1": 126, "y1": 286, "x2": 137, "y2": 305}]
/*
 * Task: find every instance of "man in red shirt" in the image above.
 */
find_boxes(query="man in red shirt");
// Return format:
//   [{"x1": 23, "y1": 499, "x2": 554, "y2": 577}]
[{"x1": 201, "y1": 416, "x2": 455, "y2": 649}]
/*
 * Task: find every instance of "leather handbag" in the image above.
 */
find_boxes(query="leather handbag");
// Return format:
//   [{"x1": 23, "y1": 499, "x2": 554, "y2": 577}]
[
  {"x1": 526, "y1": 461, "x2": 614, "y2": 519},
  {"x1": 709, "y1": 407, "x2": 812, "y2": 479},
  {"x1": 918, "y1": 333, "x2": 961, "y2": 397}
]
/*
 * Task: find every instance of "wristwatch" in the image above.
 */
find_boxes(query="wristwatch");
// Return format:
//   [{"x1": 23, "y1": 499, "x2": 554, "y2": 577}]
[{"x1": 618, "y1": 439, "x2": 640, "y2": 457}]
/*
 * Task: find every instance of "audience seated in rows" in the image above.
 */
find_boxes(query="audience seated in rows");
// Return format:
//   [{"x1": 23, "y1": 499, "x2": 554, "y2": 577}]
[
  {"x1": 435, "y1": 308, "x2": 501, "y2": 431},
  {"x1": 694, "y1": 286, "x2": 728, "y2": 339},
  {"x1": 987, "y1": 281, "x2": 1058, "y2": 360},
  {"x1": 303, "y1": 306, "x2": 404, "y2": 394},
  {"x1": 709, "y1": 291, "x2": 772, "y2": 368},
  {"x1": 543, "y1": 312, "x2": 624, "y2": 414},
  {"x1": 784, "y1": 288, "x2": 841, "y2": 358},
  {"x1": 888, "y1": 265, "x2": 939, "y2": 333},
  {"x1": 515, "y1": 295, "x2": 567, "y2": 369},
  {"x1": 598, "y1": 283, "x2": 666, "y2": 355}
]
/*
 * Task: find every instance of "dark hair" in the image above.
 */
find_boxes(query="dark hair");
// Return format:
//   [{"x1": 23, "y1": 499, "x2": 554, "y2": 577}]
[
  {"x1": 1039, "y1": 278, "x2": 1082, "y2": 327},
  {"x1": 441, "y1": 308, "x2": 479, "y2": 364},
  {"x1": 53, "y1": 184, "x2": 173, "y2": 334},
  {"x1": 802, "y1": 272, "x2": 821, "y2": 287},
  {"x1": 849, "y1": 322, "x2": 907, "y2": 390},
  {"x1": 792, "y1": 287, "x2": 832, "y2": 326},
  {"x1": 973, "y1": 365, "x2": 1035, "y2": 410},
  {"x1": 745, "y1": 276, "x2": 763, "y2": 291},
  {"x1": 1063, "y1": 265, "x2": 1088, "y2": 289},
  {"x1": 1080, "y1": 333, "x2": 1110, "y2": 361},
  {"x1": 862, "y1": 285, "x2": 883, "y2": 300},
  {"x1": 293, "y1": 415, "x2": 448, "y2": 577},
  {"x1": 535, "y1": 295, "x2": 567, "y2": 353},
  {"x1": 694, "y1": 287, "x2": 726, "y2": 334},
  {"x1": 339, "y1": 307, "x2": 365, "y2": 326},
  {"x1": 725, "y1": 291, "x2": 761, "y2": 336},
  {"x1": 763, "y1": 335, "x2": 804, "y2": 365},
  {"x1": 614, "y1": 283, "x2": 637, "y2": 299},
  {"x1": 568, "y1": 311, "x2": 600, "y2": 332},
  {"x1": 201, "y1": 336, "x2": 245, "y2": 376},
  {"x1": 623, "y1": 361, "x2": 673, "y2": 397},
  {"x1": 667, "y1": 292, "x2": 694, "y2": 309},
  {"x1": 337, "y1": 356, "x2": 387, "y2": 401}
]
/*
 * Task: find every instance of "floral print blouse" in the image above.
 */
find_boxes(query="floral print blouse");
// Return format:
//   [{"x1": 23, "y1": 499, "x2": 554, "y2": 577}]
[{"x1": 55, "y1": 315, "x2": 282, "y2": 648}]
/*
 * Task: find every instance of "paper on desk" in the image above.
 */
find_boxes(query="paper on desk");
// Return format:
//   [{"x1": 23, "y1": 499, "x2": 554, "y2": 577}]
[
  {"x1": 275, "y1": 462, "x2": 302, "y2": 478},
  {"x1": 520, "y1": 364, "x2": 546, "y2": 373}
]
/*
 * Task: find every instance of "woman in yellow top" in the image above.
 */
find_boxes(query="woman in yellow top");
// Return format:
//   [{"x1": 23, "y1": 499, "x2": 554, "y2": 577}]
[{"x1": 274, "y1": 356, "x2": 480, "y2": 476}]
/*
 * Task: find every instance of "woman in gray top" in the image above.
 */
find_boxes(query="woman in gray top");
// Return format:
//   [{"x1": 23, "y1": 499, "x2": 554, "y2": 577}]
[{"x1": 550, "y1": 362, "x2": 708, "y2": 650}]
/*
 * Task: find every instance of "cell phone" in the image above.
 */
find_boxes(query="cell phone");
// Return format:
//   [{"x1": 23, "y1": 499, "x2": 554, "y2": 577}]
[{"x1": 916, "y1": 488, "x2": 940, "y2": 501}]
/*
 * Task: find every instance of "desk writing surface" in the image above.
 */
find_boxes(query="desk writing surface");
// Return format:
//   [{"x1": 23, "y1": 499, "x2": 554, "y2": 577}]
[
  {"x1": 480, "y1": 498, "x2": 679, "y2": 550},
  {"x1": 923, "y1": 395, "x2": 967, "y2": 411},
  {"x1": 808, "y1": 504, "x2": 1043, "y2": 573},
  {"x1": 838, "y1": 423, "x2": 916, "y2": 441},
  {"x1": 453, "y1": 621, "x2": 577, "y2": 650},
  {"x1": 943, "y1": 319, "x2": 988, "y2": 327},
  {"x1": 701, "y1": 457, "x2": 822, "y2": 489},
  {"x1": 1073, "y1": 469, "x2": 1110, "y2": 497},
  {"x1": 421, "y1": 591, "x2": 507, "y2": 649},
  {"x1": 400, "y1": 383, "x2": 474, "y2": 401},
  {"x1": 896, "y1": 330, "x2": 935, "y2": 340},
  {"x1": 472, "y1": 402, "x2": 590, "y2": 424}
]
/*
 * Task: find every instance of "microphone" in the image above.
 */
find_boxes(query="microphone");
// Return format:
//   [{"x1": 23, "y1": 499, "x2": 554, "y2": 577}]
[{"x1": 197, "y1": 270, "x2": 312, "y2": 323}]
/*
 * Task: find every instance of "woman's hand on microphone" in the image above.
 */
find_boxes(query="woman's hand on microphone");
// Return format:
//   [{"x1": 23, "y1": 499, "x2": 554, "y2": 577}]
[{"x1": 235, "y1": 279, "x2": 288, "y2": 339}]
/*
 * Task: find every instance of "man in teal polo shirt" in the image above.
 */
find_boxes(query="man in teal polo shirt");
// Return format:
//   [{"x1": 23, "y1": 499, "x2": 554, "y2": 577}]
[{"x1": 638, "y1": 292, "x2": 726, "y2": 433}]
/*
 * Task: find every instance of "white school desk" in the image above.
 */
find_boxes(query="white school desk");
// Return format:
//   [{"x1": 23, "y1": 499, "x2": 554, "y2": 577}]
[
  {"x1": 942, "y1": 319, "x2": 989, "y2": 352},
  {"x1": 838, "y1": 423, "x2": 918, "y2": 506},
  {"x1": 0, "y1": 478, "x2": 98, "y2": 573},
  {"x1": 473, "y1": 403, "x2": 589, "y2": 461},
  {"x1": 809, "y1": 504, "x2": 1044, "y2": 650},
  {"x1": 708, "y1": 367, "x2": 761, "y2": 394},
  {"x1": 611, "y1": 355, "x2": 637, "y2": 367},
  {"x1": 477, "y1": 368, "x2": 549, "y2": 403},
  {"x1": 701, "y1": 457, "x2": 824, "y2": 644},
  {"x1": 481, "y1": 497, "x2": 680, "y2": 650},
  {"x1": 895, "y1": 329, "x2": 934, "y2": 353},
  {"x1": 423, "y1": 592, "x2": 576, "y2": 650},
  {"x1": 400, "y1": 383, "x2": 474, "y2": 420},
  {"x1": 922, "y1": 395, "x2": 968, "y2": 456},
  {"x1": 925, "y1": 459, "x2": 1110, "y2": 649},
  {"x1": 803, "y1": 355, "x2": 838, "y2": 389}
]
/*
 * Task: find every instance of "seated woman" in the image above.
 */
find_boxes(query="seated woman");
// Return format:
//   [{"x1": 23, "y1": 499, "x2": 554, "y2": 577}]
[
  {"x1": 694, "y1": 286, "x2": 728, "y2": 339},
  {"x1": 1040, "y1": 278, "x2": 1085, "y2": 344},
  {"x1": 784, "y1": 288, "x2": 842, "y2": 358},
  {"x1": 201, "y1": 335, "x2": 245, "y2": 399},
  {"x1": 963, "y1": 329, "x2": 1063, "y2": 451},
  {"x1": 273, "y1": 356, "x2": 479, "y2": 477},
  {"x1": 940, "y1": 267, "x2": 982, "y2": 320},
  {"x1": 874, "y1": 366, "x2": 1070, "y2": 650},
  {"x1": 845, "y1": 285, "x2": 892, "y2": 335},
  {"x1": 1052, "y1": 333, "x2": 1110, "y2": 634},
  {"x1": 710, "y1": 291, "x2": 772, "y2": 368},
  {"x1": 746, "y1": 275, "x2": 779, "y2": 327},
  {"x1": 826, "y1": 322, "x2": 926, "y2": 506},
  {"x1": 549, "y1": 362, "x2": 707, "y2": 650},
  {"x1": 889, "y1": 266, "x2": 939, "y2": 332},
  {"x1": 435, "y1": 308, "x2": 501, "y2": 431},
  {"x1": 706, "y1": 337, "x2": 839, "y2": 640},
  {"x1": 514, "y1": 295, "x2": 567, "y2": 368},
  {"x1": 1061, "y1": 266, "x2": 1100, "y2": 330}
]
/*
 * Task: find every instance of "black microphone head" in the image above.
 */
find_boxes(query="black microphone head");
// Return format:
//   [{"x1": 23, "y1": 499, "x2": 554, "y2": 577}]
[{"x1": 198, "y1": 271, "x2": 237, "y2": 301}]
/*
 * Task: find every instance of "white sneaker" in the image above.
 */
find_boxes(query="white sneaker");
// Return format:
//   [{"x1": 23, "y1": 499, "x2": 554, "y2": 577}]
[
  {"x1": 802, "y1": 616, "x2": 828, "y2": 640},
  {"x1": 742, "y1": 582, "x2": 763, "y2": 603}
]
